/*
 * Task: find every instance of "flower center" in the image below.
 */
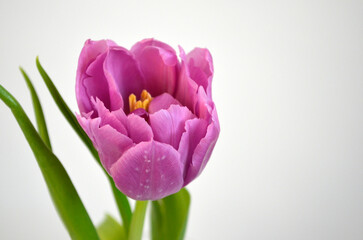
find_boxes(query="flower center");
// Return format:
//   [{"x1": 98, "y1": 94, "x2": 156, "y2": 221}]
[{"x1": 129, "y1": 90, "x2": 153, "y2": 112}]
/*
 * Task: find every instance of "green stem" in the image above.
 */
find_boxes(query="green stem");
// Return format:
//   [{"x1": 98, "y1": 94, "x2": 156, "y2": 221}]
[{"x1": 128, "y1": 201, "x2": 148, "y2": 240}]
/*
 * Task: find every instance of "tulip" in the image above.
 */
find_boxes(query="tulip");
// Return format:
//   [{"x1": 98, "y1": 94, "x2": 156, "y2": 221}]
[{"x1": 76, "y1": 38, "x2": 219, "y2": 200}]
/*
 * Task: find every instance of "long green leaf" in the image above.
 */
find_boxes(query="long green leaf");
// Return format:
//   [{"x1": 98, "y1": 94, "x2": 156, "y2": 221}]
[
  {"x1": 151, "y1": 188, "x2": 191, "y2": 240},
  {"x1": 129, "y1": 201, "x2": 148, "y2": 240},
  {"x1": 19, "y1": 67, "x2": 52, "y2": 149},
  {"x1": 0, "y1": 84, "x2": 99, "y2": 240},
  {"x1": 35, "y1": 57, "x2": 132, "y2": 232},
  {"x1": 97, "y1": 214, "x2": 126, "y2": 240},
  {"x1": 35, "y1": 57, "x2": 97, "y2": 159}
]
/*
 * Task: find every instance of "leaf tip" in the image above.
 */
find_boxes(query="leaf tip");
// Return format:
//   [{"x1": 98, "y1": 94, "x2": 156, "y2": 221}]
[
  {"x1": 35, "y1": 56, "x2": 41, "y2": 68},
  {"x1": 19, "y1": 66, "x2": 26, "y2": 76}
]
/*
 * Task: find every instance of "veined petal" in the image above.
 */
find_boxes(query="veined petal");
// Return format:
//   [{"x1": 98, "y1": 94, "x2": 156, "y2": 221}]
[
  {"x1": 194, "y1": 86, "x2": 215, "y2": 121},
  {"x1": 148, "y1": 92, "x2": 181, "y2": 114},
  {"x1": 131, "y1": 38, "x2": 178, "y2": 97},
  {"x1": 77, "y1": 114, "x2": 133, "y2": 174},
  {"x1": 183, "y1": 106, "x2": 219, "y2": 185},
  {"x1": 104, "y1": 46, "x2": 145, "y2": 113},
  {"x1": 186, "y1": 48, "x2": 214, "y2": 98},
  {"x1": 79, "y1": 53, "x2": 112, "y2": 115},
  {"x1": 110, "y1": 141, "x2": 183, "y2": 200},
  {"x1": 92, "y1": 98, "x2": 128, "y2": 135},
  {"x1": 131, "y1": 38, "x2": 176, "y2": 57},
  {"x1": 149, "y1": 105, "x2": 195, "y2": 150},
  {"x1": 180, "y1": 87, "x2": 220, "y2": 185},
  {"x1": 77, "y1": 39, "x2": 117, "y2": 86},
  {"x1": 77, "y1": 39, "x2": 117, "y2": 79},
  {"x1": 178, "y1": 118, "x2": 208, "y2": 179},
  {"x1": 127, "y1": 114, "x2": 153, "y2": 143},
  {"x1": 76, "y1": 39, "x2": 117, "y2": 115},
  {"x1": 175, "y1": 46, "x2": 198, "y2": 111}
]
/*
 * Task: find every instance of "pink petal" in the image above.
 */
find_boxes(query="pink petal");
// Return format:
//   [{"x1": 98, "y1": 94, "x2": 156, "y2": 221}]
[
  {"x1": 77, "y1": 114, "x2": 133, "y2": 174},
  {"x1": 183, "y1": 106, "x2": 219, "y2": 186},
  {"x1": 148, "y1": 93, "x2": 181, "y2": 114},
  {"x1": 77, "y1": 39, "x2": 117, "y2": 78},
  {"x1": 131, "y1": 38, "x2": 177, "y2": 57},
  {"x1": 104, "y1": 47, "x2": 145, "y2": 113},
  {"x1": 110, "y1": 141, "x2": 183, "y2": 200},
  {"x1": 178, "y1": 118, "x2": 208, "y2": 178},
  {"x1": 126, "y1": 114, "x2": 153, "y2": 144},
  {"x1": 131, "y1": 38, "x2": 178, "y2": 97},
  {"x1": 186, "y1": 48, "x2": 214, "y2": 98},
  {"x1": 78, "y1": 53, "x2": 111, "y2": 115},
  {"x1": 92, "y1": 98, "x2": 128, "y2": 135},
  {"x1": 178, "y1": 86, "x2": 220, "y2": 186},
  {"x1": 194, "y1": 86, "x2": 215, "y2": 121},
  {"x1": 76, "y1": 39, "x2": 118, "y2": 114},
  {"x1": 174, "y1": 46, "x2": 199, "y2": 111},
  {"x1": 149, "y1": 105, "x2": 195, "y2": 149}
]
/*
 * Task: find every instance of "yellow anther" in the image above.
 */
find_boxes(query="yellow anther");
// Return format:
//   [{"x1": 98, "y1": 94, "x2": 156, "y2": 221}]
[
  {"x1": 141, "y1": 89, "x2": 152, "y2": 101},
  {"x1": 129, "y1": 90, "x2": 153, "y2": 112},
  {"x1": 129, "y1": 94, "x2": 136, "y2": 112},
  {"x1": 142, "y1": 99, "x2": 150, "y2": 111},
  {"x1": 135, "y1": 100, "x2": 143, "y2": 109}
]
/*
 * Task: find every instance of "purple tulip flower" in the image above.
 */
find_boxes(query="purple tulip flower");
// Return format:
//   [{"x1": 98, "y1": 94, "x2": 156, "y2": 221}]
[{"x1": 76, "y1": 39, "x2": 219, "y2": 200}]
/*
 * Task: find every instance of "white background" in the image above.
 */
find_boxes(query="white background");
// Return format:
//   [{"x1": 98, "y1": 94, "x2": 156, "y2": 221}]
[{"x1": 0, "y1": 0, "x2": 362, "y2": 239}]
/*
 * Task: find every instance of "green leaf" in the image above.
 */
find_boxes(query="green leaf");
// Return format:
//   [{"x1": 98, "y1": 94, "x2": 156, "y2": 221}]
[
  {"x1": 151, "y1": 188, "x2": 191, "y2": 240},
  {"x1": 19, "y1": 67, "x2": 52, "y2": 149},
  {"x1": 129, "y1": 201, "x2": 148, "y2": 240},
  {"x1": 151, "y1": 198, "x2": 163, "y2": 240},
  {"x1": 35, "y1": 57, "x2": 97, "y2": 159},
  {"x1": 36, "y1": 57, "x2": 132, "y2": 232},
  {"x1": 0, "y1": 84, "x2": 99, "y2": 240},
  {"x1": 97, "y1": 214, "x2": 126, "y2": 240}
]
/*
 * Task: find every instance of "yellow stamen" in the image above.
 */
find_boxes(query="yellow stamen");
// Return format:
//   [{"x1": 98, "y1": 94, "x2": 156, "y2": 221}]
[
  {"x1": 129, "y1": 94, "x2": 136, "y2": 112},
  {"x1": 129, "y1": 90, "x2": 153, "y2": 112},
  {"x1": 135, "y1": 100, "x2": 143, "y2": 109},
  {"x1": 141, "y1": 89, "x2": 152, "y2": 102},
  {"x1": 142, "y1": 99, "x2": 150, "y2": 111}
]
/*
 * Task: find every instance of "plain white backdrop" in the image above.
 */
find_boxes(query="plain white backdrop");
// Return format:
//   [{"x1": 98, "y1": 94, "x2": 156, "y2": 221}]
[{"x1": 0, "y1": 0, "x2": 362, "y2": 239}]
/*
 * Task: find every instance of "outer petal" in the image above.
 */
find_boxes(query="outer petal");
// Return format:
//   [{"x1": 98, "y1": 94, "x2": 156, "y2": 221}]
[
  {"x1": 178, "y1": 118, "x2": 208, "y2": 177},
  {"x1": 186, "y1": 48, "x2": 214, "y2": 98},
  {"x1": 104, "y1": 47, "x2": 145, "y2": 113},
  {"x1": 131, "y1": 38, "x2": 176, "y2": 57},
  {"x1": 127, "y1": 114, "x2": 153, "y2": 143},
  {"x1": 92, "y1": 98, "x2": 128, "y2": 135},
  {"x1": 183, "y1": 107, "x2": 219, "y2": 186},
  {"x1": 131, "y1": 38, "x2": 178, "y2": 97},
  {"x1": 149, "y1": 105, "x2": 195, "y2": 150},
  {"x1": 77, "y1": 114, "x2": 133, "y2": 174},
  {"x1": 194, "y1": 86, "x2": 215, "y2": 121},
  {"x1": 148, "y1": 93, "x2": 181, "y2": 114},
  {"x1": 180, "y1": 86, "x2": 220, "y2": 186},
  {"x1": 76, "y1": 39, "x2": 117, "y2": 115},
  {"x1": 174, "y1": 46, "x2": 198, "y2": 111},
  {"x1": 110, "y1": 141, "x2": 183, "y2": 200},
  {"x1": 77, "y1": 39, "x2": 117, "y2": 80}
]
